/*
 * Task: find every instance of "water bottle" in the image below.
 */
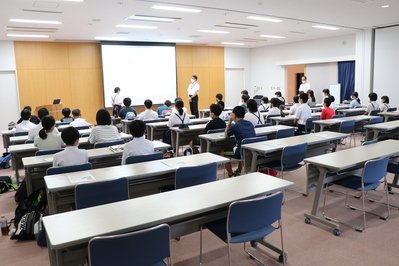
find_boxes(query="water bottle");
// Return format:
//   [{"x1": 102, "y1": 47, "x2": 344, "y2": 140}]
[{"x1": 1, "y1": 215, "x2": 9, "y2": 236}]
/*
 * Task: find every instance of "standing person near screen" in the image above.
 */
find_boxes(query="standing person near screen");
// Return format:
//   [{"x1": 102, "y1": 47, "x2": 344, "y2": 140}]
[
  {"x1": 298, "y1": 76, "x2": 311, "y2": 93},
  {"x1": 111, "y1": 87, "x2": 123, "y2": 117},
  {"x1": 187, "y1": 75, "x2": 200, "y2": 118}
]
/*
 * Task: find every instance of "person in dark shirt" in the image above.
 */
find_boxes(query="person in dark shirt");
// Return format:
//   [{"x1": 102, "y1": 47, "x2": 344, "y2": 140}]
[
  {"x1": 17, "y1": 106, "x2": 40, "y2": 125},
  {"x1": 60, "y1": 108, "x2": 74, "y2": 123},
  {"x1": 119, "y1": 97, "x2": 137, "y2": 119}
]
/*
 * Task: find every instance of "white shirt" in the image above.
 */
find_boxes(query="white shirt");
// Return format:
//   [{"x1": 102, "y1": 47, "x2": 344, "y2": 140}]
[
  {"x1": 172, "y1": 107, "x2": 188, "y2": 114},
  {"x1": 220, "y1": 111, "x2": 229, "y2": 121},
  {"x1": 28, "y1": 123, "x2": 59, "y2": 140},
  {"x1": 121, "y1": 136, "x2": 155, "y2": 165},
  {"x1": 329, "y1": 102, "x2": 337, "y2": 110},
  {"x1": 15, "y1": 120, "x2": 36, "y2": 133},
  {"x1": 258, "y1": 104, "x2": 270, "y2": 112},
  {"x1": 167, "y1": 112, "x2": 191, "y2": 128},
  {"x1": 268, "y1": 107, "x2": 281, "y2": 116},
  {"x1": 138, "y1": 109, "x2": 158, "y2": 121},
  {"x1": 70, "y1": 118, "x2": 90, "y2": 127},
  {"x1": 299, "y1": 82, "x2": 311, "y2": 93},
  {"x1": 111, "y1": 93, "x2": 123, "y2": 106},
  {"x1": 34, "y1": 132, "x2": 64, "y2": 151},
  {"x1": 380, "y1": 103, "x2": 390, "y2": 112},
  {"x1": 289, "y1": 103, "x2": 300, "y2": 115},
  {"x1": 295, "y1": 103, "x2": 312, "y2": 125},
  {"x1": 366, "y1": 101, "x2": 379, "y2": 115},
  {"x1": 244, "y1": 111, "x2": 264, "y2": 127},
  {"x1": 187, "y1": 82, "x2": 200, "y2": 96},
  {"x1": 52, "y1": 146, "x2": 89, "y2": 167},
  {"x1": 88, "y1": 125, "x2": 121, "y2": 144}
]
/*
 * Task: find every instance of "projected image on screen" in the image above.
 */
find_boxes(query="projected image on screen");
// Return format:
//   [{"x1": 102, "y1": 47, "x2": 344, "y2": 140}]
[{"x1": 101, "y1": 42, "x2": 177, "y2": 108}]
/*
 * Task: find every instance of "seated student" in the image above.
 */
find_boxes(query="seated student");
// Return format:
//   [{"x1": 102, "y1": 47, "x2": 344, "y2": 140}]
[
  {"x1": 138, "y1": 99, "x2": 158, "y2": 121},
  {"x1": 157, "y1": 100, "x2": 172, "y2": 115},
  {"x1": 28, "y1": 108, "x2": 59, "y2": 140},
  {"x1": 15, "y1": 109, "x2": 36, "y2": 133},
  {"x1": 350, "y1": 92, "x2": 361, "y2": 108},
  {"x1": 223, "y1": 106, "x2": 256, "y2": 177},
  {"x1": 364, "y1": 92, "x2": 379, "y2": 115},
  {"x1": 307, "y1": 90, "x2": 317, "y2": 107},
  {"x1": 119, "y1": 97, "x2": 137, "y2": 120},
  {"x1": 173, "y1": 97, "x2": 188, "y2": 114},
  {"x1": 320, "y1": 97, "x2": 335, "y2": 120},
  {"x1": 240, "y1": 94, "x2": 250, "y2": 113},
  {"x1": 218, "y1": 100, "x2": 229, "y2": 121},
  {"x1": 289, "y1": 95, "x2": 300, "y2": 115},
  {"x1": 274, "y1": 91, "x2": 285, "y2": 108},
  {"x1": 17, "y1": 106, "x2": 40, "y2": 125},
  {"x1": 167, "y1": 100, "x2": 191, "y2": 128},
  {"x1": 88, "y1": 109, "x2": 122, "y2": 144},
  {"x1": 322, "y1": 88, "x2": 331, "y2": 99},
  {"x1": 258, "y1": 97, "x2": 270, "y2": 112},
  {"x1": 69, "y1": 109, "x2": 90, "y2": 127},
  {"x1": 121, "y1": 120, "x2": 154, "y2": 165},
  {"x1": 60, "y1": 108, "x2": 74, "y2": 123},
  {"x1": 215, "y1": 93, "x2": 223, "y2": 103},
  {"x1": 293, "y1": 93, "x2": 312, "y2": 133},
  {"x1": 380, "y1": 95, "x2": 390, "y2": 112},
  {"x1": 245, "y1": 99, "x2": 265, "y2": 126},
  {"x1": 238, "y1": 90, "x2": 249, "y2": 105},
  {"x1": 34, "y1": 115, "x2": 64, "y2": 150},
  {"x1": 52, "y1": 127, "x2": 89, "y2": 167},
  {"x1": 329, "y1": 95, "x2": 337, "y2": 110},
  {"x1": 268, "y1": 98, "x2": 281, "y2": 116}
]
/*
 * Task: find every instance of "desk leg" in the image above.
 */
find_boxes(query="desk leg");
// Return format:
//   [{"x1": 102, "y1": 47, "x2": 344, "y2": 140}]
[
  {"x1": 26, "y1": 167, "x2": 33, "y2": 196},
  {"x1": 12, "y1": 152, "x2": 20, "y2": 185}
]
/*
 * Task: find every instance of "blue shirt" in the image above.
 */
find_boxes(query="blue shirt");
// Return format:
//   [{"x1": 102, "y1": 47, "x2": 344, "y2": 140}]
[
  {"x1": 227, "y1": 119, "x2": 256, "y2": 149},
  {"x1": 349, "y1": 99, "x2": 361, "y2": 108},
  {"x1": 240, "y1": 104, "x2": 248, "y2": 113},
  {"x1": 157, "y1": 105, "x2": 172, "y2": 115}
]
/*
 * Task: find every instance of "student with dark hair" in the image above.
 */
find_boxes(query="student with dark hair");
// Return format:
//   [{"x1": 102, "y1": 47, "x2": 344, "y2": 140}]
[
  {"x1": 34, "y1": 115, "x2": 64, "y2": 150},
  {"x1": 268, "y1": 98, "x2": 281, "y2": 115},
  {"x1": 111, "y1": 86, "x2": 123, "y2": 116},
  {"x1": 121, "y1": 120, "x2": 154, "y2": 165},
  {"x1": 320, "y1": 97, "x2": 335, "y2": 120},
  {"x1": 215, "y1": 93, "x2": 223, "y2": 103},
  {"x1": 245, "y1": 99, "x2": 265, "y2": 126},
  {"x1": 322, "y1": 88, "x2": 330, "y2": 98},
  {"x1": 15, "y1": 109, "x2": 36, "y2": 133},
  {"x1": 240, "y1": 94, "x2": 250, "y2": 113},
  {"x1": 119, "y1": 97, "x2": 137, "y2": 119},
  {"x1": 173, "y1": 97, "x2": 188, "y2": 114},
  {"x1": 258, "y1": 97, "x2": 270, "y2": 112},
  {"x1": 88, "y1": 109, "x2": 121, "y2": 144},
  {"x1": 380, "y1": 95, "x2": 390, "y2": 112},
  {"x1": 350, "y1": 92, "x2": 361, "y2": 108},
  {"x1": 223, "y1": 106, "x2": 256, "y2": 177},
  {"x1": 289, "y1": 95, "x2": 300, "y2": 115},
  {"x1": 157, "y1": 100, "x2": 172, "y2": 115},
  {"x1": 28, "y1": 108, "x2": 59, "y2": 140},
  {"x1": 138, "y1": 99, "x2": 158, "y2": 121},
  {"x1": 17, "y1": 105, "x2": 40, "y2": 125},
  {"x1": 307, "y1": 90, "x2": 317, "y2": 107},
  {"x1": 52, "y1": 127, "x2": 88, "y2": 167},
  {"x1": 167, "y1": 100, "x2": 191, "y2": 128},
  {"x1": 69, "y1": 109, "x2": 90, "y2": 127},
  {"x1": 187, "y1": 75, "x2": 200, "y2": 118},
  {"x1": 61, "y1": 108, "x2": 74, "y2": 123},
  {"x1": 293, "y1": 93, "x2": 312, "y2": 133},
  {"x1": 218, "y1": 100, "x2": 229, "y2": 120},
  {"x1": 364, "y1": 92, "x2": 379, "y2": 115},
  {"x1": 329, "y1": 95, "x2": 337, "y2": 110},
  {"x1": 238, "y1": 90, "x2": 249, "y2": 105}
]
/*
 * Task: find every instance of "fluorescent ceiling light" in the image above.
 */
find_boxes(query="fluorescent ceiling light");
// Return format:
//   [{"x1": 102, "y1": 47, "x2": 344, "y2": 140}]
[
  {"x1": 62, "y1": 0, "x2": 84, "y2": 2},
  {"x1": 7, "y1": 34, "x2": 49, "y2": 38},
  {"x1": 221, "y1": 42, "x2": 244, "y2": 46},
  {"x1": 165, "y1": 39, "x2": 193, "y2": 43},
  {"x1": 198, "y1": 30, "x2": 229, "y2": 34},
  {"x1": 247, "y1": 16, "x2": 282, "y2": 23},
  {"x1": 116, "y1": 24, "x2": 157, "y2": 29},
  {"x1": 9, "y1": 19, "x2": 62, "y2": 25},
  {"x1": 94, "y1": 37, "x2": 128, "y2": 41},
  {"x1": 152, "y1": 5, "x2": 201, "y2": 13},
  {"x1": 260, "y1": 35, "x2": 285, "y2": 39},
  {"x1": 313, "y1": 25, "x2": 340, "y2": 30},
  {"x1": 126, "y1": 15, "x2": 175, "y2": 22},
  {"x1": 382, "y1": 5, "x2": 389, "y2": 8}
]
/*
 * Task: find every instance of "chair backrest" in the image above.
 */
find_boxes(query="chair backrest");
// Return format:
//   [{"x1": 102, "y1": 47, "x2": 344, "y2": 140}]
[
  {"x1": 227, "y1": 193, "x2": 283, "y2": 235},
  {"x1": 369, "y1": 117, "x2": 383, "y2": 124},
  {"x1": 266, "y1": 114, "x2": 280, "y2": 124},
  {"x1": 339, "y1": 120, "x2": 355, "y2": 134},
  {"x1": 47, "y1": 162, "x2": 92, "y2": 175},
  {"x1": 387, "y1": 107, "x2": 397, "y2": 112},
  {"x1": 80, "y1": 133, "x2": 90, "y2": 138},
  {"x1": 74, "y1": 126, "x2": 90, "y2": 130},
  {"x1": 94, "y1": 140, "x2": 124, "y2": 149},
  {"x1": 172, "y1": 123, "x2": 193, "y2": 127},
  {"x1": 175, "y1": 162, "x2": 217, "y2": 189},
  {"x1": 14, "y1": 131, "x2": 28, "y2": 136},
  {"x1": 35, "y1": 149, "x2": 64, "y2": 156},
  {"x1": 255, "y1": 123, "x2": 272, "y2": 128},
  {"x1": 362, "y1": 157, "x2": 389, "y2": 184},
  {"x1": 335, "y1": 107, "x2": 346, "y2": 115},
  {"x1": 281, "y1": 142, "x2": 308, "y2": 166},
  {"x1": 332, "y1": 115, "x2": 345, "y2": 119},
  {"x1": 370, "y1": 110, "x2": 380, "y2": 116},
  {"x1": 57, "y1": 122, "x2": 70, "y2": 126},
  {"x1": 276, "y1": 128, "x2": 295, "y2": 139},
  {"x1": 207, "y1": 129, "x2": 225, "y2": 134},
  {"x1": 143, "y1": 119, "x2": 161, "y2": 124},
  {"x1": 25, "y1": 140, "x2": 34, "y2": 144},
  {"x1": 75, "y1": 177, "x2": 129, "y2": 209},
  {"x1": 305, "y1": 117, "x2": 320, "y2": 131},
  {"x1": 126, "y1": 152, "x2": 163, "y2": 164},
  {"x1": 362, "y1": 139, "x2": 378, "y2": 146},
  {"x1": 89, "y1": 223, "x2": 171, "y2": 266}
]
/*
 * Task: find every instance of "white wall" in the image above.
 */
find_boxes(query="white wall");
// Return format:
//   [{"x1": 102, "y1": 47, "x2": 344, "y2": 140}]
[{"x1": 306, "y1": 62, "x2": 338, "y2": 103}]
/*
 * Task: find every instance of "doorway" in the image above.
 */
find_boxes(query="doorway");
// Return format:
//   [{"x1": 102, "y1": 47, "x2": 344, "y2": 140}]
[
  {"x1": 225, "y1": 68, "x2": 245, "y2": 108},
  {"x1": 285, "y1": 65, "x2": 305, "y2": 103}
]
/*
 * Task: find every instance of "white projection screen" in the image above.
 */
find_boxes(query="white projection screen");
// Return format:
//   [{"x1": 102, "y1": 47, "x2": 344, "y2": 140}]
[{"x1": 101, "y1": 42, "x2": 177, "y2": 108}]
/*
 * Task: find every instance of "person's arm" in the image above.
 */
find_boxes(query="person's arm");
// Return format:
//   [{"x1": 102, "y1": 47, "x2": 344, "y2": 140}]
[
  {"x1": 320, "y1": 109, "x2": 326, "y2": 120},
  {"x1": 364, "y1": 104, "x2": 370, "y2": 115},
  {"x1": 224, "y1": 116, "x2": 234, "y2": 138}
]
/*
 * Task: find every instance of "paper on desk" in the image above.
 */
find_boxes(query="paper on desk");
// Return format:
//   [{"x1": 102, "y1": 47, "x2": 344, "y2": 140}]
[
  {"x1": 265, "y1": 142, "x2": 286, "y2": 148},
  {"x1": 161, "y1": 160, "x2": 190, "y2": 168},
  {"x1": 43, "y1": 158, "x2": 53, "y2": 162},
  {"x1": 67, "y1": 172, "x2": 94, "y2": 183}
]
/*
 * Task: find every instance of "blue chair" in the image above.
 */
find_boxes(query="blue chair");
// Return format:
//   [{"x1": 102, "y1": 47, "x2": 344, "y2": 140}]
[
  {"x1": 356, "y1": 117, "x2": 383, "y2": 142},
  {"x1": 25, "y1": 140, "x2": 34, "y2": 144},
  {"x1": 229, "y1": 136, "x2": 268, "y2": 167},
  {"x1": 80, "y1": 133, "x2": 90, "y2": 137},
  {"x1": 276, "y1": 128, "x2": 295, "y2": 139},
  {"x1": 335, "y1": 108, "x2": 346, "y2": 115},
  {"x1": 201, "y1": 193, "x2": 286, "y2": 265},
  {"x1": 207, "y1": 129, "x2": 225, "y2": 134},
  {"x1": 266, "y1": 114, "x2": 280, "y2": 124},
  {"x1": 94, "y1": 140, "x2": 124, "y2": 149},
  {"x1": 322, "y1": 157, "x2": 390, "y2": 232},
  {"x1": 57, "y1": 122, "x2": 70, "y2": 126},
  {"x1": 46, "y1": 162, "x2": 92, "y2": 175},
  {"x1": 74, "y1": 126, "x2": 90, "y2": 130},
  {"x1": 75, "y1": 177, "x2": 129, "y2": 209},
  {"x1": 175, "y1": 162, "x2": 217, "y2": 189},
  {"x1": 255, "y1": 123, "x2": 272, "y2": 128},
  {"x1": 302, "y1": 117, "x2": 319, "y2": 134},
  {"x1": 387, "y1": 107, "x2": 397, "y2": 112},
  {"x1": 126, "y1": 152, "x2": 163, "y2": 164},
  {"x1": 370, "y1": 110, "x2": 380, "y2": 116},
  {"x1": 89, "y1": 223, "x2": 171, "y2": 266},
  {"x1": 143, "y1": 119, "x2": 161, "y2": 124},
  {"x1": 14, "y1": 131, "x2": 28, "y2": 136},
  {"x1": 339, "y1": 120, "x2": 356, "y2": 148},
  {"x1": 35, "y1": 149, "x2": 64, "y2": 156},
  {"x1": 332, "y1": 115, "x2": 345, "y2": 119}
]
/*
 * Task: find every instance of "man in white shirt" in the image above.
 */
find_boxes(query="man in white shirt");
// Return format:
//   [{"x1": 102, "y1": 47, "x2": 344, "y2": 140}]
[
  {"x1": 69, "y1": 109, "x2": 90, "y2": 128},
  {"x1": 28, "y1": 108, "x2": 59, "y2": 140},
  {"x1": 138, "y1": 99, "x2": 158, "y2": 121},
  {"x1": 298, "y1": 76, "x2": 311, "y2": 93},
  {"x1": 294, "y1": 93, "x2": 312, "y2": 133},
  {"x1": 53, "y1": 127, "x2": 88, "y2": 167},
  {"x1": 187, "y1": 75, "x2": 200, "y2": 118},
  {"x1": 122, "y1": 120, "x2": 154, "y2": 165},
  {"x1": 289, "y1": 95, "x2": 300, "y2": 115},
  {"x1": 15, "y1": 109, "x2": 36, "y2": 133},
  {"x1": 111, "y1": 87, "x2": 123, "y2": 117}
]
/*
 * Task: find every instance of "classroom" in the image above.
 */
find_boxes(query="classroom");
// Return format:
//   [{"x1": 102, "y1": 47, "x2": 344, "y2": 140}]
[{"x1": 1, "y1": 0, "x2": 399, "y2": 265}]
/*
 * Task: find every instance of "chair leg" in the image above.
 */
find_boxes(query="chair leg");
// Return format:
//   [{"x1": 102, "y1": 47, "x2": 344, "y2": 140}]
[
  {"x1": 200, "y1": 226, "x2": 203, "y2": 265},
  {"x1": 228, "y1": 242, "x2": 232, "y2": 266},
  {"x1": 243, "y1": 242, "x2": 266, "y2": 266}
]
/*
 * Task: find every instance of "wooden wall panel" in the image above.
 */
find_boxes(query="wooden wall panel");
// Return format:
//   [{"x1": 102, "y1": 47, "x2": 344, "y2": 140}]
[
  {"x1": 14, "y1": 42, "x2": 43, "y2": 70},
  {"x1": 44, "y1": 70, "x2": 72, "y2": 105},
  {"x1": 68, "y1": 43, "x2": 102, "y2": 69},
  {"x1": 16, "y1": 70, "x2": 46, "y2": 109},
  {"x1": 191, "y1": 47, "x2": 209, "y2": 68},
  {"x1": 176, "y1": 46, "x2": 192, "y2": 68},
  {"x1": 42, "y1": 43, "x2": 69, "y2": 69},
  {"x1": 208, "y1": 47, "x2": 224, "y2": 68}
]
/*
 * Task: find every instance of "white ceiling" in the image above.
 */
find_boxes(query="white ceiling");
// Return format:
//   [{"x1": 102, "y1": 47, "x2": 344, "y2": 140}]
[{"x1": 1, "y1": 0, "x2": 398, "y2": 48}]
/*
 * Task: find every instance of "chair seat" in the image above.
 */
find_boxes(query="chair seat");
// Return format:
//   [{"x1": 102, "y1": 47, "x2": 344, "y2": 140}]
[
  {"x1": 332, "y1": 175, "x2": 381, "y2": 191},
  {"x1": 260, "y1": 161, "x2": 303, "y2": 172},
  {"x1": 387, "y1": 163, "x2": 399, "y2": 174}
]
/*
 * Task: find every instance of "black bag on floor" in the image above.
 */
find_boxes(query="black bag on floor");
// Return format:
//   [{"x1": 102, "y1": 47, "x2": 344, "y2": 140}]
[
  {"x1": 11, "y1": 211, "x2": 44, "y2": 240},
  {"x1": 0, "y1": 176, "x2": 16, "y2": 193},
  {"x1": 163, "y1": 129, "x2": 172, "y2": 145},
  {"x1": 14, "y1": 179, "x2": 27, "y2": 204},
  {"x1": 12, "y1": 187, "x2": 47, "y2": 228}
]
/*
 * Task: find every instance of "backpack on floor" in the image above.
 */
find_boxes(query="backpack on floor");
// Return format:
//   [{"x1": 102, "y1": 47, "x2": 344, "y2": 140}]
[
  {"x1": 12, "y1": 187, "x2": 47, "y2": 228},
  {"x1": 0, "y1": 176, "x2": 17, "y2": 194},
  {"x1": 14, "y1": 179, "x2": 28, "y2": 204},
  {"x1": 11, "y1": 211, "x2": 44, "y2": 240}
]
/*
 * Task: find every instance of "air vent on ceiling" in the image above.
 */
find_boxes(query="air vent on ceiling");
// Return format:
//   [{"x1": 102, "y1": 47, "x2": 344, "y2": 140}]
[
  {"x1": 225, "y1": 22, "x2": 258, "y2": 27},
  {"x1": 23, "y1": 9, "x2": 63, "y2": 14},
  {"x1": 289, "y1": 31, "x2": 306, "y2": 34},
  {"x1": 236, "y1": 39, "x2": 259, "y2": 43},
  {"x1": 215, "y1": 24, "x2": 248, "y2": 30},
  {"x1": 6, "y1": 26, "x2": 59, "y2": 33},
  {"x1": 350, "y1": 0, "x2": 373, "y2": 3}
]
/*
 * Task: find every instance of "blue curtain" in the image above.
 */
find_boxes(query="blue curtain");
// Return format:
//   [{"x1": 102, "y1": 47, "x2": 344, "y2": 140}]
[{"x1": 338, "y1": 61, "x2": 355, "y2": 101}]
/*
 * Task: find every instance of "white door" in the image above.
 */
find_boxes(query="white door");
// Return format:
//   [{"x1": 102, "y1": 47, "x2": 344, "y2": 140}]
[
  {"x1": 225, "y1": 68, "x2": 245, "y2": 108},
  {"x1": 0, "y1": 71, "x2": 20, "y2": 131}
]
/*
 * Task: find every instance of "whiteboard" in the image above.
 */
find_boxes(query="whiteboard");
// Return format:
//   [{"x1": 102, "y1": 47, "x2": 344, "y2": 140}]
[{"x1": 329, "y1": 84, "x2": 341, "y2": 104}]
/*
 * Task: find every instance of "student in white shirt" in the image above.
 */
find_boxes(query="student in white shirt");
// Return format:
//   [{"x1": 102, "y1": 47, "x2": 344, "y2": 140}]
[
  {"x1": 298, "y1": 76, "x2": 311, "y2": 93},
  {"x1": 258, "y1": 97, "x2": 270, "y2": 112},
  {"x1": 69, "y1": 109, "x2": 90, "y2": 128},
  {"x1": 88, "y1": 109, "x2": 121, "y2": 144},
  {"x1": 138, "y1": 99, "x2": 158, "y2": 121},
  {"x1": 349, "y1": 92, "x2": 361, "y2": 108},
  {"x1": 238, "y1": 90, "x2": 249, "y2": 106},
  {"x1": 111, "y1": 87, "x2": 123, "y2": 117},
  {"x1": 267, "y1": 98, "x2": 281, "y2": 116},
  {"x1": 215, "y1": 93, "x2": 223, "y2": 103},
  {"x1": 364, "y1": 92, "x2": 379, "y2": 116},
  {"x1": 15, "y1": 109, "x2": 36, "y2": 133},
  {"x1": 218, "y1": 100, "x2": 229, "y2": 121},
  {"x1": 187, "y1": 75, "x2": 200, "y2": 118},
  {"x1": 173, "y1": 97, "x2": 188, "y2": 114},
  {"x1": 121, "y1": 120, "x2": 154, "y2": 165},
  {"x1": 380, "y1": 95, "x2": 391, "y2": 112},
  {"x1": 329, "y1": 95, "x2": 338, "y2": 111},
  {"x1": 34, "y1": 115, "x2": 64, "y2": 150},
  {"x1": 53, "y1": 127, "x2": 88, "y2": 167},
  {"x1": 28, "y1": 108, "x2": 59, "y2": 140},
  {"x1": 322, "y1": 88, "x2": 331, "y2": 99},
  {"x1": 289, "y1": 95, "x2": 300, "y2": 115},
  {"x1": 294, "y1": 93, "x2": 312, "y2": 133},
  {"x1": 245, "y1": 99, "x2": 265, "y2": 127},
  {"x1": 167, "y1": 100, "x2": 191, "y2": 128}
]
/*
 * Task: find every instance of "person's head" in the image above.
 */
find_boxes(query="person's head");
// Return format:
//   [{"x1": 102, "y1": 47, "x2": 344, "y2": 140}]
[
  {"x1": 38, "y1": 108, "x2": 49, "y2": 120},
  {"x1": 144, "y1": 99, "x2": 153, "y2": 109},
  {"x1": 261, "y1": 97, "x2": 269, "y2": 104},
  {"x1": 241, "y1": 94, "x2": 250, "y2": 104},
  {"x1": 323, "y1": 97, "x2": 332, "y2": 107},
  {"x1": 129, "y1": 120, "x2": 146, "y2": 138},
  {"x1": 123, "y1": 97, "x2": 132, "y2": 107},
  {"x1": 299, "y1": 93, "x2": 308, "y2": 103},
  {"x1": 329, "y1": 95, "x2": 335, "y2": 103},
  {"x1": 21, "y1": 109, "x2": 31, "y2": 121},
  {"x1": 322, "y1": 88, "x2": 330, "y2": 96},
  {"x1": 209, "y1": 103, "x2": 222, "y2": 119},
  {"x1": 114, "y1": 87, "x2": 120, "y2": 93},
  {"x1": 215, "y1": 93, "x2": 223, "y2": 102},
  {"x1": 164, "y1": 100, "x2": 172, "y2": 107},
  {"x1": 368, "y1": 92, "x2": 377, "y2": 102},
  {"x1": 61, "y1": 126, "x2": 80, "y2": 146},
  {"x1": 23, "y1": 106, "x2": 32, "y2": 112},
  {"x1": 96, "y1": 109, "x2": 111, "y2": 125},
  {"x1": 351, "y1": 92, "x2": 358, "y2": 99},
  {"x1": 175, "y1": 97, "x2": 183, "y2": 103},
  {"x1": 191, "y1": 75, "x2": 198, "y2": 83},
  {"x1": 241, "y1": 90, "x2": 248, "y2": 95},
  {"x1": 293, "y1": 95, "x2": 299, "y2": 103},
  {"x1": 62, "y1": 108, "x2": 71, "y2": 118},
  {"x1": 381, "y1": 95, "x2": 389, "y2": 104},
  {"x1": 39, "y1": 115, "x2": 55, "y2": 140},
  {"x1": 301, "y1": 76, "x2": 307, "y2": 84},
  {"x1": 270, "y1": 98, "x2": 280, "y2": 108},
  {"x1": 275, "y1": 91, "x2": 282, "y2": 97},
  {"x1": 247, "y1": 99, "x2": 258, "y2": 113},
  {"x1": 231, "y1": 106, "x2": 245, "y2": 121},
  {"x1": 175, "y1": 100, "x2": 185, "y2": 116},
  {"x1": 218, "y1": 100, "x2": 225, "y2": 111},
  {"x1": 72, "y1": 109, "x2": 81, "y2": 118},
  {"x1": 307, "y1": 89, "x2": 315, "y2": 101}
]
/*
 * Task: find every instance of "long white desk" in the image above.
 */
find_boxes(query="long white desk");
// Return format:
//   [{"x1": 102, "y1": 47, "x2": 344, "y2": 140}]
[
  {"x1": 364, "y1": 120, "x2": 399, "y2": 141},
  {"x1": 337, "y1": 108, "x2": 366, "y2": 116},
  {"x1": 269, "y1": 113, "x2": 321, "y2": 125},
  {"x1": 378, "y1": 111, "x2": 399, "y2": 122},
  {"x1": 170, "y1": 124, "x2": 207, "y2": 156},
  {"x1": 43, "y1": 172, "x2": 293, "y2": 266},
  {"x1": 303, "y1": 139, "x2": 399, "y2": 235},
  {"x1": 121, "y1": 115, "x2": 197, "y2": 133},
  {"x1": 312, "y1": 115, "x2": 371, "y2": 132},
  {"x1": 9, "y1": 129, "x2": 92, "y2": 145}
]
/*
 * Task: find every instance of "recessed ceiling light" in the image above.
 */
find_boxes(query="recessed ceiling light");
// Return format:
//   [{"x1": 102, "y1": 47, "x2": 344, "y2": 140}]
[
  {"x1": 198, "y1": 30, "x2": 229, "y2": 34},
  {"x1": 165, "y1": 39, "x2": 193, "y2": 43},
  {"x1": 7, "y1": 34, "x2": 49, "y2": 38},
  {"x1": 116, "y1": 24, "x2": 157, "y2": 29},
  {"x1": 313, "y1": 25, "x2": 340, "y2": 30},
  {"x1": 9, "y1": 19, "x2": 62, "y2": 25},
  {"x1": 382, "y1": 5, "x2": 389, "y2": 8},
  {"x1": 94, "y1": 37, "x2": 128, "y2": 40},
  {"x1": 152, "y1": 5, "x2": 201, "y2": 13},
  {"x1": 126, "y1": 15, "x2": 175, "y2": 22},
  {"x1": 221, "y1": 42, "x2": 245, "y2": 45},
  {"x1": 247, "y1": 16, "x2": 282, "y2": 23},
  {"x1": 260, "y1": 35, "x2": 285, "y2": 39}
]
